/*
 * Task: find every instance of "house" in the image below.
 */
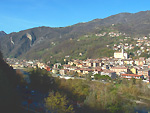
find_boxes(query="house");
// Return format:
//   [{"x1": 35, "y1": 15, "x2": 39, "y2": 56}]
[
  {"x1": 134, "y1": 57, "x2": 146, "y2": 66},
  {"x1": 113, "y1": 58, "x2": 124, "y2": 65},
  {"x1": 82, "y1": 68, "x2": 93, "y2": 75},
  {"x1": 120, "y1": 74, "x2": 142, "y2": 79},
  {"x1": 140, "y1": 47, "x2": 144, "y2": 50},
  {"x1": 101, "y1": 69, "x2": 116, "y2": 79},
  {"x1": 130, "y1": 67, "x2": 138, "y2": 74},
  {"x1": 137, "y1": 50, "x2": 142, "y2": 56},
  {"x1": 75, "y1": 68, "x2": 82, "y2": 74},
  {"x1": 37, "y1": 62, "x2": 46, "y2": 69},
  {"x1": 146, "y1": 58, "x2": 150, "y2": 63},
  {"x1": 93, "y1": 61, "x2": 100, "y2": 67},
  {"x1": 86, "y1": 59, "x2": 101, "y2": 67},
  {"x1": 76, "y1": 63, "x2": 83, "y2": 68},
  {"x1": 45, "y1": 66, "x2": 50, "y2": 71},
  {"x1": 93, "y1": 67, "x2": 102, "y2": 75},
  {"x1": 52, "y1": 68, "x2": 59, "y2": 74},
  {"x1": 68, "y1": 61, "x2": 74, "y2": 66},
  {"x1": 137, "y1": 39, "x2": 144, "y2": 43},
  {"x1": 122, "y1": 59, "x2": 134, "y2": 66},
  {"x1": 59, "y1": 69, "x2": 69, "y2": 75},
  {"x1": 142, "y1": 64, "x2": 149, "y2": 69},
  {"x1": 75, "y1": 68, "x2": 93, "y2": 75},
  {"x1": 138, "y1": 69, "x2": 150, "y2": 79},
  {"x1": 63, "y1": 65, "x2": 77, "y2": 71},
  {"x1": 53, "y1": 63, "x2": 61, "y2": 69},
  {"x1": 110, "y1": 66, "x2": 128, "y2": 75}
]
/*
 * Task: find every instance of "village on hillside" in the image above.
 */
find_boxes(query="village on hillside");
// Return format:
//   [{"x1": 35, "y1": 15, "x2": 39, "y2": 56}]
[
  {"x1": 6, "y1": 44, "x2": 150, "y2": 83},
  {"x1": 6, "y1": 30, "x2": 150, "y2": 83},
  {"x1": 51, "y1": 48, "x2": 150, "y2": 82}
]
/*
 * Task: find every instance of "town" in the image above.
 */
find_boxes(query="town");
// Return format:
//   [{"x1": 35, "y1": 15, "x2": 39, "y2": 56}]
[{"x1": 6, "y1": 44, "x2": 150, "y2": 83}]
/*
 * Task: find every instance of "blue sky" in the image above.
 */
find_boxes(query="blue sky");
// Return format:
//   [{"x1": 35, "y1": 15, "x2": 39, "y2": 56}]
[{"x1": 1, "y1": 0, "x2": 150, "y2": 34}]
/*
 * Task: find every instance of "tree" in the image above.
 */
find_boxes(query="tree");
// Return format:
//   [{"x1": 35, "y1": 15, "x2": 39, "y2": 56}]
[
  {"x1": 72, "y1": 63, "x2": 76, "y2": 66},
  {"x1": 94, "y1": 74, "x2": 101, "y2": 80},
  {"x1": 97, "y1": 75, "x2": 111, "y2": 81},
  {"x1": 58, "y1": 65, "x2": 63, "y2": 69},
  {"x1": 74, "y1": 71, "x2": 78, "y2": 77},
  {"x1": 29, "y1": 68, "x2": 54, "y2": 93},
  {"x1": 0, "y1": 51, "x2": 22, "y2": 112},
  {"x1": 45, "y1": 91, "x2": 74, "y2": 113},
  {"x1": 86, "y1": 72, "x2": 92, "y2": 81},
  {"x1": 131, "y1": 78, "x2": 136, "y2": 85},
  {"x1": 0, "y1": 51, "x2": 2, "y2": 58}
]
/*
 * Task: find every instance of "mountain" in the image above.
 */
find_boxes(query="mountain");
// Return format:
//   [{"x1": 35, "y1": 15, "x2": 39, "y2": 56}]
[
  {"x1": 1, "y1": 11, "x2": 150, "y2": 62},
  {"x1": 0, "y1": 31, "x2": 6, "y2": 37}
]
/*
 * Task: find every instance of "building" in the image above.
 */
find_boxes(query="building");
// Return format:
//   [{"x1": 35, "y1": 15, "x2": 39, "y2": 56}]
[
  {"x1": 130, "y1": 67, "x2": 138, "y2": 74},
  {"x1": 82, "y1": 68, "x2": 93, "y2": 75},
  {"x1": 121, "y1": 74, "x2": 142, "y2": 79},
  {"x1": 101, "y1": 69, "x2": 116, "y2": 79},
  {"x1": 134, "y1": 57, "x2": 146, "y2": 66},
  {"x1": 114, "y1": 46, "x2": 128, "y2": 59},
  {"x1": 59, "y1": 69, "x2": 69, "y2": 75},
  {"x1": 52, "y1": 68, "x2": 59, "y2": 74},
  {"x1": 53, "y1": 63, "x2": 61, "y2": 69},
  {"x1": 122, "y1": 59, "x2": 134, "y2": 66},
  {"x1": 110, "y1": 66, "x2": 128, "y2": 75},
  {"x1": 138, "y1": 69, "x2": 150, "y2": 79},
  {"x1": 93, "y1": 68, "x2": 102, "y2": 75}
]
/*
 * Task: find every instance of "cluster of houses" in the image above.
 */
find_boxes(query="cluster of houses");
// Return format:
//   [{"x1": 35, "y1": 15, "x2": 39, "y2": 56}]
[
  {"x1": 52, "y1": 47, "x2": 150, "y2": 82},
  {"x1": 52, "y1": 57, "x2": 149, "y2": 80},
  {"x1": 108, "y1": 32, "x2": 124, "y2": 37},
  {"x1": 113, "y1": 43, "x2": 134, "y2": 51},
  {"x1": 111, "y1": 35, "x2": 150, "y2": 56},
  {"x1": 6, "y1": 58, "x2": 49, "y2": 70},
  {"x1": 95, "y1": 31, "x2": 126, "y2": 38},
  {"x1": 6, "y1": 45, "x2": 150, "y2": 83},
  {"x1": 93, "y1": 29, "x2": 150, "y2": 58}
]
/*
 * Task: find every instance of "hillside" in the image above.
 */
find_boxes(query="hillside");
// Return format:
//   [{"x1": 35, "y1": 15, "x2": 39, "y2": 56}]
[
  {"x1": 0, "y1": 31, "x2": 6, "y2": 37},
  {"x1": 0, "y1": 50, "x2": 23, "y2": 112},
  {"x1": 1, "y1": 11, "x2": 150, "y2": 62}
]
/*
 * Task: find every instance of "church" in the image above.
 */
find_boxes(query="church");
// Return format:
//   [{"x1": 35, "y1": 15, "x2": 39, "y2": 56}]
[{"x1": 114, "y1": 46, "x2": 128, "y2": 59}]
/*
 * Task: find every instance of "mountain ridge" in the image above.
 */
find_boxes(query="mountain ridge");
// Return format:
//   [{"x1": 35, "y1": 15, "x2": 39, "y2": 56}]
[
  {"x1": 1, "y1": 11, "x2": 150, "y2": 62},
  {"x1": 0, "y1": 31, "x2": 7, "y2": 37}
]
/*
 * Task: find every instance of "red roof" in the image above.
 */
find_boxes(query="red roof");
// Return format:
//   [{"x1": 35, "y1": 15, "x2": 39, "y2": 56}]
[
  {"x1": 95, "y1": 69, "x2": 103, "y2": 71},
  {"x1": 102, "y1": 69, "x2": 115, "y2": 73},
  {"x1": 75, "y1": 68, "x2": 93, "y2": 71},
  {"x1": 121, "y1": 74, "x2": 142, "y2": 77},
  {"x1": 111, "y1": 67, "x2": 127, "y2": 69}
]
